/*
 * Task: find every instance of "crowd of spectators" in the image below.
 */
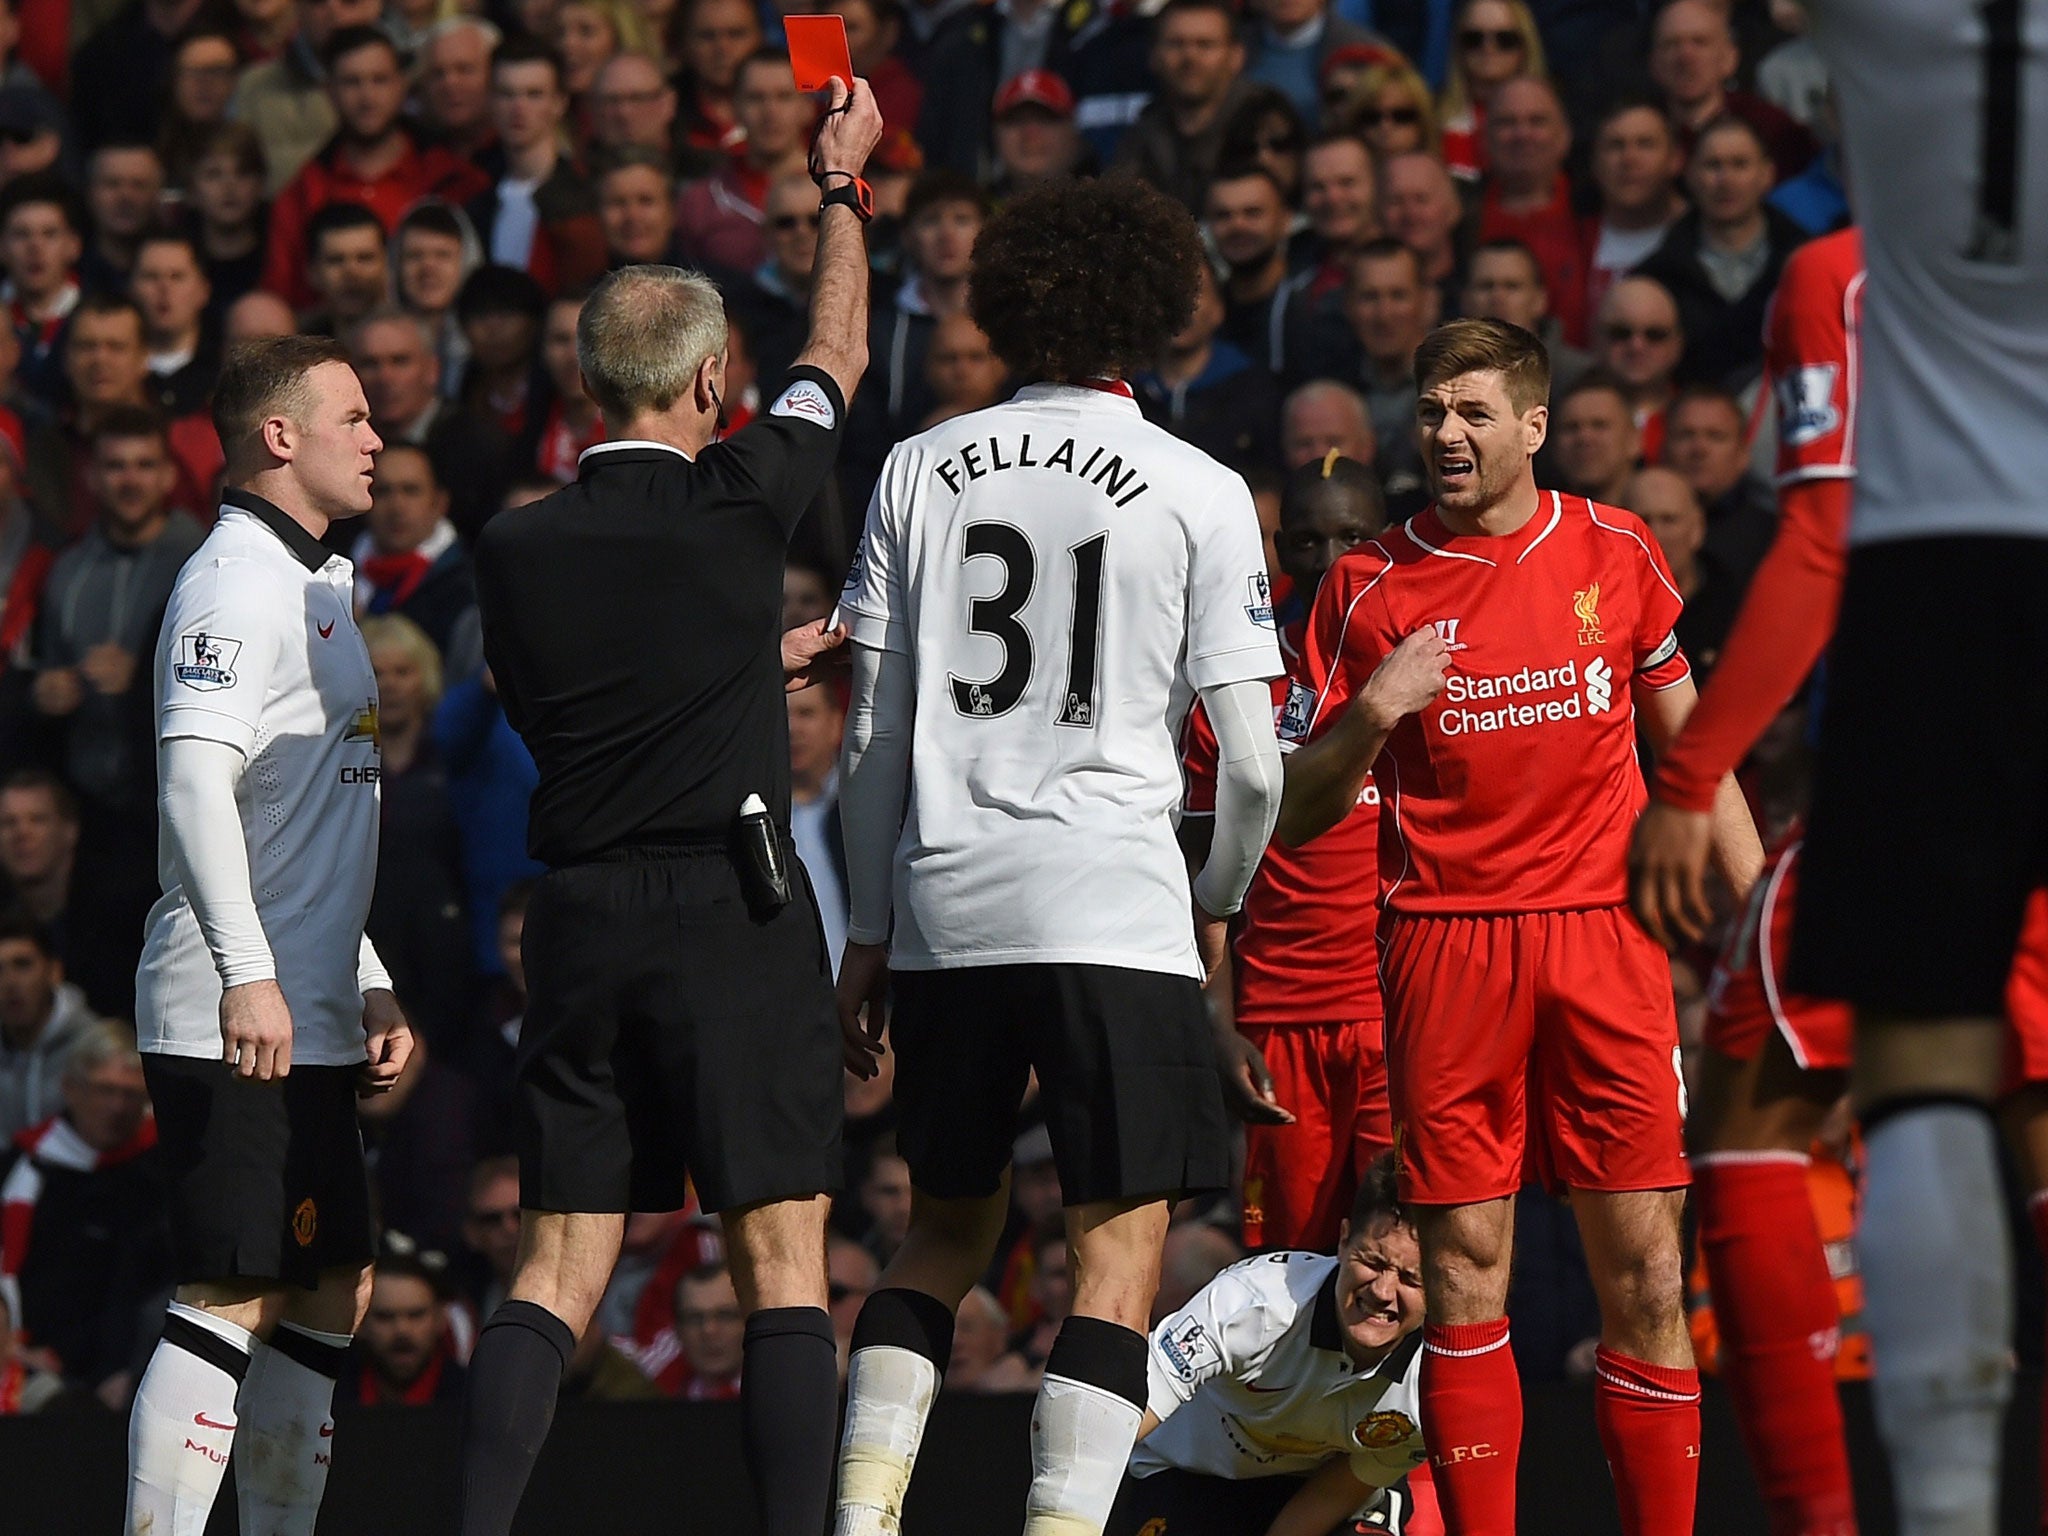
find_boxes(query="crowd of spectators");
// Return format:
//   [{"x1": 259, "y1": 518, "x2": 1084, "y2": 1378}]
[{"x1": 0, "y1": 0, "x2": 1852, "y2": 1415}]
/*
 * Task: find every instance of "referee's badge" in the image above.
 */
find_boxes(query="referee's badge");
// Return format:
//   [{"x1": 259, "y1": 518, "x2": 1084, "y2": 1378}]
[
  {"x1": 292, "y1": 1197, "x2": 318, "y2": 1247},
  {"x1": 172, "y1": 631, "x2": 242, "y2": 691},
  {"x1": 770, "y1": 378, "x2": 837, "y2": 430}
]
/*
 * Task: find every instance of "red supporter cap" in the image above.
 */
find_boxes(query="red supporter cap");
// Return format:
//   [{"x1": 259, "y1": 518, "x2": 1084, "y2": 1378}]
[
  {"x1": 1319, "y1": 41, "x2": 1405, "y2": 78},
  {"x1": 993, "y1": 69, "x2": 1075, "y2": 120},
  {"x1": 872, "y1": 126, "x2": 925, "y2": 174}
]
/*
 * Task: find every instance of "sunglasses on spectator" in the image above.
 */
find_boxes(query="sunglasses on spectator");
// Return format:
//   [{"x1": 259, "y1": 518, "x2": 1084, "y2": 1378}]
[
  {"x1": 1604, "y1": 323, "x2": 1675, "y2": 344},
  {"x1": 773, "y1": 212, "x2": 822, "y2": 231},
  {"x1": 1253, "y1": 131, "x2": 1302, "y2": 153},
  {"x1": 1459, "y1": 27, "x2": 1524, "y2": 50},
  {"x1": 1360, "y1": 105, "x2": 1422, "y2": 127},
  {"x1": 468, "y1": 1205, "x2": 521, "y2": 1228}
]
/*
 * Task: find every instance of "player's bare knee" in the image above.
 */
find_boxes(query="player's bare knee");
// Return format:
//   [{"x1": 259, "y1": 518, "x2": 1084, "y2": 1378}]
[
  {"x1": 910, "y1": 1182, "x2": 1011, "y2": 1250},
  {"x1": 508, "y1": 1211, "x2": 623, "y2": 1333},
  {"x1": 1851, "y1": 1014, "x2": 2003, "y2": 1113},
  {"x1": 174, "y1": 1278, "x2": 276, "y2": 1337},
  {"x1": 727, "y1": 1194, "x2": 832, "y2": 1311},
  {"x1": 1415, "y1": 1201, "x2": 1512, "y2": 1275},
  {"x1": 1591, "y1": 1234, "x2": 1687, "y2": 1342},
  {"x1": 1999, "y1": 1085, "x2": 2048, "y2": 1190},
  {"x1": 281, "y1": 1264, "x2": 373, "y2": 1336}
]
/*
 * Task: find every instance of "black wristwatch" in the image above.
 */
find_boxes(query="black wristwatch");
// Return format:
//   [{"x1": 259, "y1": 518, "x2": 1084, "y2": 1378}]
[{"x1": 816, "y1": 172, "x2": 874, "y2": 224}]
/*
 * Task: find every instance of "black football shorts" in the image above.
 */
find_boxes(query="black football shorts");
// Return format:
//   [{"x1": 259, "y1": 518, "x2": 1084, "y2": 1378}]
[
  {"x1": 515, "y1": 844, "x2": 843, "y2": 1215},
  {"x1": 143, "y1": 1055, "x2": 375, "y2": 1288},
  {"x1": 889, "y1": 962, "x2": 1231, "y2": 1206},
  {"x1": 1795, "y1": 535, "x2": 2048, "y2": 1016}
]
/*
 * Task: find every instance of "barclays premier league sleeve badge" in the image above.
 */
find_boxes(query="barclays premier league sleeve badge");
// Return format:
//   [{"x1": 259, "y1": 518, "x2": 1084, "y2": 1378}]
[
  {"x1": 172, "y1": 631, "x2": 242, "y2": 691},
  {"x1": 1245, "y1": 573, "x2": 1275, "y2": 628}
]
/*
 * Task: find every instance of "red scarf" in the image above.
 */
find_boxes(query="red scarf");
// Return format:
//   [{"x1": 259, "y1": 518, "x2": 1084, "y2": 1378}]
[
  {"x1": 361, "y1": 551, "x2": 434, "y2": 607},
  {"x1": 536, "y1": 400, "x2": 607, "y2": 483},
  {"x1": 359, "y1": 1343, "x2": 449, "y2": 1406},
  {"x1": 2, "y1": 1115, "x2": 157, "y2": 1365}
]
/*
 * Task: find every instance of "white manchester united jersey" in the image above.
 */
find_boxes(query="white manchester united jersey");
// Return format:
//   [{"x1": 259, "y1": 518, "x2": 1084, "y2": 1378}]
[
  {"x1": 1135, "y1": 1252, "x2": 1427, "y2": 1489},
  {"x1": 839, "y1": 382, "x2": 1281, "y2": 976},
  {"x1": 1814, "y1": 0, "x2": 2048, "y2": 541},
  {"x1": 137, "y1": 496, "x2": 382, "y2": 1066}
]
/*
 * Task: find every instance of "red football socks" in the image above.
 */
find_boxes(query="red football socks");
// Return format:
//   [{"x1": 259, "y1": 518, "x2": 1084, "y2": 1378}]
[
  {"x1": 1420, "y1": 1319, "x2": 1520, "y2": 1536},
  {"x1": 1594, "y1": 1346, "x2": 1702, "y2": 1536},
  {"x1": 1696, "y1": 1154, "x2": 1858, "y2": 1536}
]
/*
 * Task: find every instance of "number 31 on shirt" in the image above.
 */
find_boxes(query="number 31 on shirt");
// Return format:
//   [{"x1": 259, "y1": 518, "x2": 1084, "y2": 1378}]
[{"x1": 949, "y1": 522, "x2": 1108, "y2": 729}]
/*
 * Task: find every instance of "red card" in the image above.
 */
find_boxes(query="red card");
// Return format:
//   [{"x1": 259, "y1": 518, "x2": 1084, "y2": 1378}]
[{"x1": 785, "y1": 15, "x2": 853, "y2": 92}]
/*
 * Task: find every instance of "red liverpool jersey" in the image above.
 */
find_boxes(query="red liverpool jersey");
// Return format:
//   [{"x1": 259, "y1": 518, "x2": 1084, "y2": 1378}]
[
  {"x1": 1653, "y1": 228, "x2": 1863, "y2": 813},
  {"x1": 1284, "y1": 491, "x2": 1691, "y2": 916},
  {"x1": 1184, "y1": 615, "x2": 1382, "y2": 1024}
]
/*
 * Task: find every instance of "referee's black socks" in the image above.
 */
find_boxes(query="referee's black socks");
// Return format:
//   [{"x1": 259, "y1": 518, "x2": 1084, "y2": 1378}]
[
  {"x1": 743, "y1": 1306, "x2": 840, "y2": 1536},
  {"x1": 457, "y1": 1300, "x2": 577, "y2": 1536}
]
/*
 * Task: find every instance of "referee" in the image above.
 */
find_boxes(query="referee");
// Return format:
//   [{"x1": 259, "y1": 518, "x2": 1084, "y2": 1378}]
[
  {"x1": 456, "y1": 78, "x2": 882, "y2": 1536},
  {"x1": 125, "y1": 336, "x2": 415, "y2": 1536}
]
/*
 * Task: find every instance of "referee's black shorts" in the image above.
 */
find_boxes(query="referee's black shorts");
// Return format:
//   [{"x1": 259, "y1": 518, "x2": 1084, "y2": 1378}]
[
  {"x1": 515, "y1": 843, "x2": 843, "y2": 1215},
  {"x1": 142, "y1": 1055, "x2": 375, "y2": 1289},
  {"x1": 1794, "y1": 535, "x2": 2048, "y2": 1017},
  {"x1": 889, "y1": 962, "x2": 1231, "y2": 1207}
]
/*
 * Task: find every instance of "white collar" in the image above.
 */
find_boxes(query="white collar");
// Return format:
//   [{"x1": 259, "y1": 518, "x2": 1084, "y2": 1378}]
[
  {"x1": 1271, "y1": 13, "x2": 1323, "y2": 47},
  {"x1": 353, "y1": 516, "x2": 459, "y2": 568},
  {"x1": 578, "y1": 438, "x2": 695, "y2": 465}
]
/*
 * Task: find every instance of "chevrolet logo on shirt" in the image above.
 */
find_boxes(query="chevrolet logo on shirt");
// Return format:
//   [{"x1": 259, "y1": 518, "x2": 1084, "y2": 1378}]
[{"x1": 340, "y1": 702, "x2": 382, "y2": 783}]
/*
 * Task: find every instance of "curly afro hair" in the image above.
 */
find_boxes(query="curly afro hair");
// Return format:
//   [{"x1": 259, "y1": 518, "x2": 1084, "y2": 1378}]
[{"x1": 969, "y1": 176, "x2": 1206, "y2": 384}]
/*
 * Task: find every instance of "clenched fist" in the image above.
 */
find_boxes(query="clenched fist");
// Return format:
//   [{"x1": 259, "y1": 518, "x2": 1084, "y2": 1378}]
[{"x1": 1356, "y1": 628, "x2": 1453, "y2": 732}]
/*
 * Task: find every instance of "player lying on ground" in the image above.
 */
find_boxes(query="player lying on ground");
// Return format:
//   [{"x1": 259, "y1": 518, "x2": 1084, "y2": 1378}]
[{"x1": 1106, "y1": 1158, "x2": 1436, "y2": 1536}]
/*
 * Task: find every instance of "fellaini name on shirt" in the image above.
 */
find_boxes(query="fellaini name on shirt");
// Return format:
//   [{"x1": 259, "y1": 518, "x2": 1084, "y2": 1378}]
[{"x1": 931, "y1": 433, "x2": 1150, "y2": 506}]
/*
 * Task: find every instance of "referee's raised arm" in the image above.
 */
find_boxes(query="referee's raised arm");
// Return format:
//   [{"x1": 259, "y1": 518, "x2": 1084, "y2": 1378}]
[
  {"x1": 456, "y1": 75, "x2": 888, "y2": 1536},
  {"x1": 794, "y1": 77, "x2": 883, "y2": 404}
]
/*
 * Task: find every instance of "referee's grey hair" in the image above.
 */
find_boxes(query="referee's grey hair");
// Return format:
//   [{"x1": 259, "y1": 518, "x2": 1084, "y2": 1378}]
[{"x1": 577, "y1": 265, "x2": 727, "y2": 422}]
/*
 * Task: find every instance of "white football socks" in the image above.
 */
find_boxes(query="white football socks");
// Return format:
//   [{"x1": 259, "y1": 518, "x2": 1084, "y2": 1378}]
[
  {"x1": 1020, "y1": 1370, "x2": 1144, "y2": 1536},
  {"x1": 235, "y1": 1321, "x2": 353, "y2": 1535},
  {"x1": 126, "y1": 1301, "x2": 253, "y2": 1536},
  {"x1": 834, "y1": 1344, "x2": 941, "y2": 1536},
  {"x1": 1860, "y1": 1104, "x2": 2014, "y2": 1536}
]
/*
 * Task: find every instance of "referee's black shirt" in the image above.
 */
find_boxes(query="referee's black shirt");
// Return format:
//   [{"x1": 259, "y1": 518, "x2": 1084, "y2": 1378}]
[{"x1": 473, "y1": 366, "x2": 848, "y2": 867}]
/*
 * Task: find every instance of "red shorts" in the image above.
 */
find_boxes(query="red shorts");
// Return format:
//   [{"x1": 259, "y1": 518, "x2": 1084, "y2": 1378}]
[
  {"x1": 1704, "y1": 838, "x2": 1852, "y2": 1072},
  {"x1": 1238, "y1": 1018, "x2": 1393, "y2": 1251},
  {"x1": 1378, "y1": 908, "x2": 1688, "y2": 1205},
  {"x1": 1708, "y1": 840, "x2": 2048, "y2": 1089}
]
